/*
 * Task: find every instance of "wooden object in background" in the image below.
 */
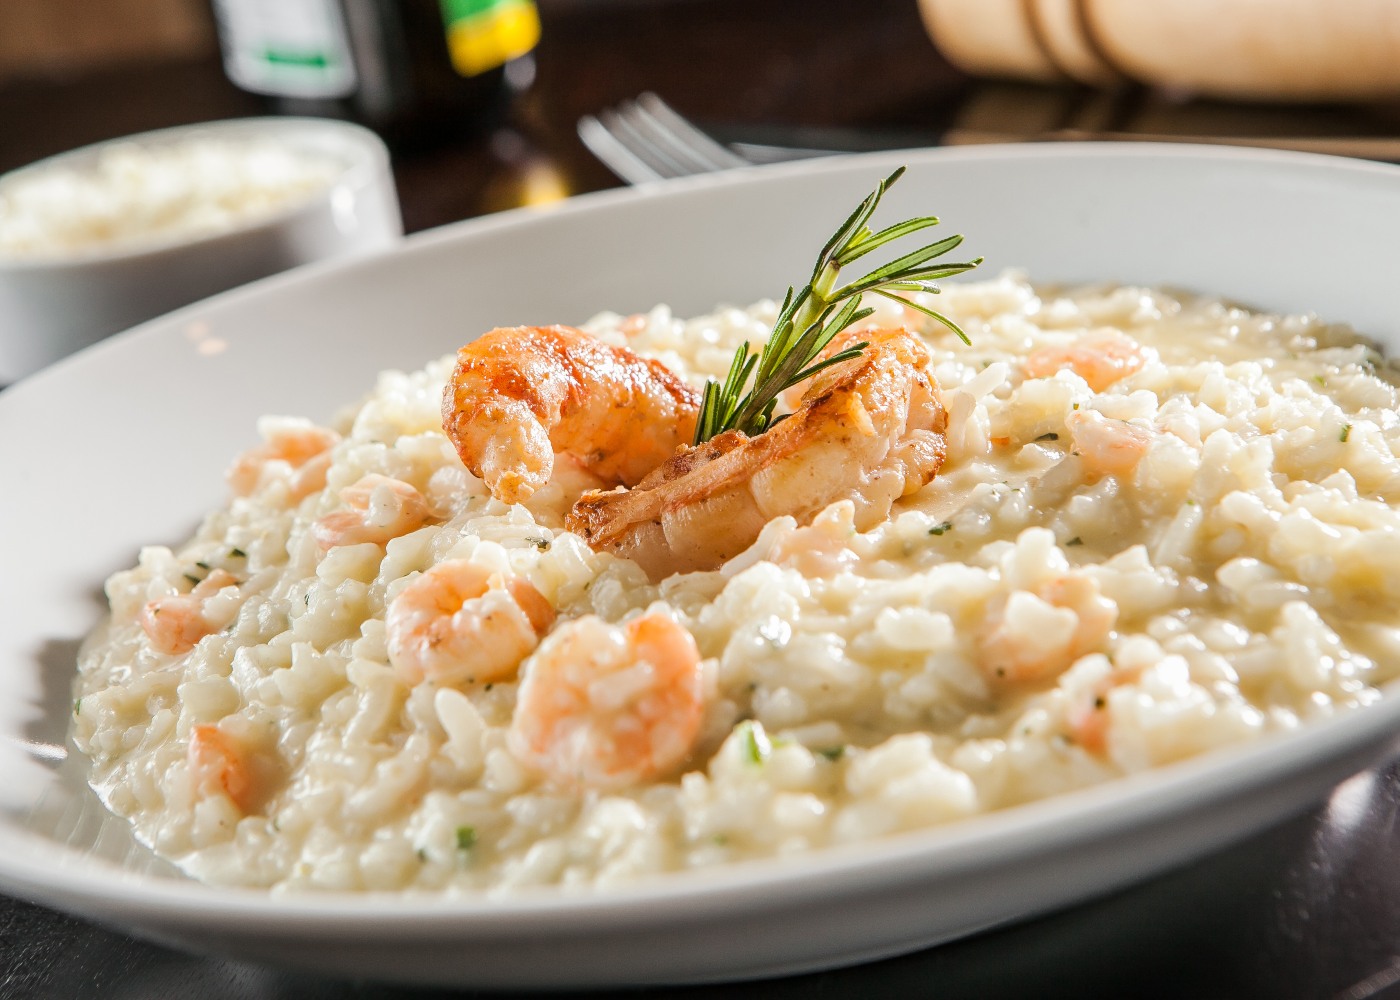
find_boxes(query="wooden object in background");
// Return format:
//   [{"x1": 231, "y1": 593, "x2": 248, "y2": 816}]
[
  {"x1": 0, "y1": 0, "x2": 215, "y2": 81},
  {"x1": 1084, "y1": 0, "x2": 1400, "y2": 101},
  {"x1": 1026, "y1": 0, "x2": 1121, "y2": 86},
  {"x1": 920, "y1": 0, "x2": 1400, "y2": 102},
  {"x1": 916, "y1": 0, "x2": 1064, "y2": 83}
]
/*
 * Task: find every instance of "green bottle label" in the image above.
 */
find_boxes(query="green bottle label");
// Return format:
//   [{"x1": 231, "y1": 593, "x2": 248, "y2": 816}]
[
  {"x1": 212, "y1": 0, "x2": 357, "y2": 98},
  {"x1": 439, "y1": 0, "x2": 540, "y2": 77}
]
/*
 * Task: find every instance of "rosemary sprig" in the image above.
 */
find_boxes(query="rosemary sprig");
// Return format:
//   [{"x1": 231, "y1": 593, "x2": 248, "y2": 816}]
[{"x1": 693, "y1": 166, "x2": 982, "y2": 444}]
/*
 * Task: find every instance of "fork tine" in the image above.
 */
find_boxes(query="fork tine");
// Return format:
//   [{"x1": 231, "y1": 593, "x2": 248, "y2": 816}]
[
  {"x1": 617, "y1": 97, "x2": 739, "y2": 175},
  {"x1": 577, "y1": 114, "x2": 667, "y2": 185},
  {"x1": 635, "y1": 93, "x2": 751, "y2": 171},
  {"x1": 612, "y1": 105, "x2": 716, "y2": 177},
  {"x1": 578, "y1": 94, "x2": 754, "y2": 184},
  {"x1": 600, "y1": 108, "x2": 700, "y2": 179}
]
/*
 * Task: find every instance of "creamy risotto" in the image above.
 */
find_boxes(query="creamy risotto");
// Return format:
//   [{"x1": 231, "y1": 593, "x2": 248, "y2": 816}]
[{"x1": 72, "y1": 273, "x2": 1400, "y2": 892}]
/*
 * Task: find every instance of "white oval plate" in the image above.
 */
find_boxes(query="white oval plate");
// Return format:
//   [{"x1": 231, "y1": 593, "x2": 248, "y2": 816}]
[{"x1": 4, "y1": 145, "x2": 1400, "y2": 989}]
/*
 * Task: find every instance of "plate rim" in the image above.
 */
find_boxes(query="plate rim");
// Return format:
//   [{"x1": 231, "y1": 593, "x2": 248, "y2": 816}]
[{"x1": 6, "y1": 139, "x2": 1400, "y2": 963}]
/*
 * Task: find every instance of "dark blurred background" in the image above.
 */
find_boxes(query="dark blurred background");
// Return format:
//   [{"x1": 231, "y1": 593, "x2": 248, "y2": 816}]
[{"x1": 4, "y1": 0, "x2": 1396, "y2": 233}]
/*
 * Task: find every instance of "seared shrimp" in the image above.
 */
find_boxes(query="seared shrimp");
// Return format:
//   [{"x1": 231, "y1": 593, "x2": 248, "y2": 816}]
[
  {"x1": 312, "y1": 474, "x2": 434, "y2": 550},
  {"x1": 508, "y1": 613, "x2": 705, "y2": 791},
  {"x1": 1023, "y1": 331, "x2": 1148, "y2": 392},
  {"x1": 386, "y1": 560, "x2": 555, "y2": 686},
  {"x1": 227, "y1": 419, "x2": 339, "y2": 501},
  {"x1": 140, "y1": 569, "x2": 238, "y2": 656},
  {"x1": 567, "y1": 328, "x2": 947, "y2": 579},
  {"x1": 441, "y1": 325, "x2": 702, "y2": 505}
]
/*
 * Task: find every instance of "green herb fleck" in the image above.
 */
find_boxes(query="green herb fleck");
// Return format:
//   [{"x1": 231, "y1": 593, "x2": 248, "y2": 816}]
[
  {"x1": 527, "y1": 537, "x2": 551, "y2": 551},
  {"x1": 1341, "y1": 424, "x2": 1352, "y2": 443},
  {"x1": 183, "y1": 573, "x2": 202, "y2": 587},
  {"x1": 304, "y1": 593, "x2": 311, "y2": 606},
  {"x1": 1314, "y1": 374, "x2": 1327, "y2": 387},
  {"x1": 1035, "y1": 432, "x2": 1060, "y2": 442},
  {"x1": 230, "y1": 547, "x2": 247, "y2": 559},
  {"x1": 72, "y1": 699, "x2": 81, "y2": 716},
  {"x1": 818, "y1": 746, "x2": 846, "y2": 762},
  {"x1": 713, "y1": 834, "x2": 729, "y2": 846},
  {"x1": 737, "y1": 720, "x2": 771, "y2": 766},
  {"x1": 417, "y1": 848, "x2": 429, "y2": 863},
  {"x1": 195, "y1": 561, "x2": 210, "y2": 570},
  {"x1": 928, "y1": 522, "x2": 952, "y2": 536},
  {"x1": 692, "y1": 167, "x2": 981, "y2": 445},
  {"x1": 455, "y1": 826, "x2": 477, "y2": 851},
  {"x1": 1066, "y1": 537, "x2": 1083, "y2": 547}
]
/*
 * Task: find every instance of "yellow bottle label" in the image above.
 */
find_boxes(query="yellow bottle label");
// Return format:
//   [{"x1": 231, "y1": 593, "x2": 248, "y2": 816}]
[{"x1": 440, "y1": 0, "x2": 540, "y2": 77}]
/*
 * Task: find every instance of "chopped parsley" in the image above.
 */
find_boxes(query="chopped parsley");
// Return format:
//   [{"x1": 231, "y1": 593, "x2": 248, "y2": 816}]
[
  {"x1": 1066, "y1": 537, "x2": 1083, "y2": 547},
  {"x1": 928, "y1": 522, "x2": 952, "y2": 536},
  {"x1": 737, "y1": 720, "x2": 771, "y2": 765},
  {"x1": 527, "y1": 537, "x2": 552, "y2": 551},
  {"x1": 183, "y1": 573, "x2": 202, "y2": 587},
  {"x1": 72, "y1": 699, "x2": 81, "y2": 716},
  {"x1": 1034, "y1": 432, "x2": 1060, "y2": 442},
  {"x1": 456, "y1": 826, "x2": 477, "y2": 851},
  {"x1": 818, "y1": 746, "x2": 846, "y2": 762},
  {"x1": 1341, "y1": 424, "x2": 1352, "y2": 443},
  {"x1": 195, "y1": 561, "x2": 210, "y2": 570},
  {"x1": 1314, "y1": 374, "x2": 1327, "y2": 387},
  {"x1": 230, "y1": 547, "x2": 247, "y2": 559}
]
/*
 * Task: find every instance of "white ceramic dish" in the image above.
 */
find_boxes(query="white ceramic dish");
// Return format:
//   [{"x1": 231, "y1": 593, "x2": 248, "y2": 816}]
[
  {"x1": 3, "y1": 144, "x2": 1400, "y2": 988},
  {"x1": 0, "y1": 116, "x2": 402, "y2": 383}
]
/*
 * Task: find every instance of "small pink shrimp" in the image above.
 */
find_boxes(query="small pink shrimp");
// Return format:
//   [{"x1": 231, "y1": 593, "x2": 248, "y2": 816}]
[
  {"x1": 1066, "y1": 665, "x2": 1142, "y2": 754},
  {"x1": 1023, "y1": 331, "x2": 1148, "y2": 392},
  {"x1": 188, "y1": 724, "x2": 256, "y2": 813},
  {"x1": 226, "y1": 421, "x2": 340, "y2": 500},
  {"x1": 386, "y1": 560, "x2": 555, "y2": 686},
  {"x1": 1066, "y1": 410, "x2": 1152, "y2": 480},
  {"x1": 618, "y1": 313, "x2": 649, "y2": 337},
  {"x1": 139, "y1": 569, "x2": 239, "y2": 656},
  {"x1": 312, "y1": 474, "x2": 434, "y2": 550},
  {"x1": 441, "y1": 325, "x2": 702, "y2": 505},
  {"x1": 979, "y1": 574, "x2": 1118, "y2": 684},
  {"x1": 509, "y1": 614, "x2": 705, "y2": 791}
]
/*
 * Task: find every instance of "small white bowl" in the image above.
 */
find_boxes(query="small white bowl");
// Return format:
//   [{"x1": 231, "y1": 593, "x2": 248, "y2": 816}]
[{"x1": 0, "y1": 117, "x2": 402, "y2": 383}]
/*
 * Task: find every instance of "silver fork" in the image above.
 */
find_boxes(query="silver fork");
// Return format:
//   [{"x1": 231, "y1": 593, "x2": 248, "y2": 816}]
[{"x1": 577, "y1": 93, "x2": 756, "y2": 184}]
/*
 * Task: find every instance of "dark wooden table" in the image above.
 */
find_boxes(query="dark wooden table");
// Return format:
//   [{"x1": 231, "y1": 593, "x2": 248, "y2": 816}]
[{"x1": 4, "y1": 1, "x2": 1400, "y2": 996}]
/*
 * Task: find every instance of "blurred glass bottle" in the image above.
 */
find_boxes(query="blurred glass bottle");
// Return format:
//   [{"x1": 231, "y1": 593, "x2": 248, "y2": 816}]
[{"x1": 210, "y1": 0, "x2": 539, "y2": 146}]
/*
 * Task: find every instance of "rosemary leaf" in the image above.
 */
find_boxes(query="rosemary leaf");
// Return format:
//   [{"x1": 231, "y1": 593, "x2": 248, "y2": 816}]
[{"x1": 693, "y1": 167, "x2": 981, "y2": 444}]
